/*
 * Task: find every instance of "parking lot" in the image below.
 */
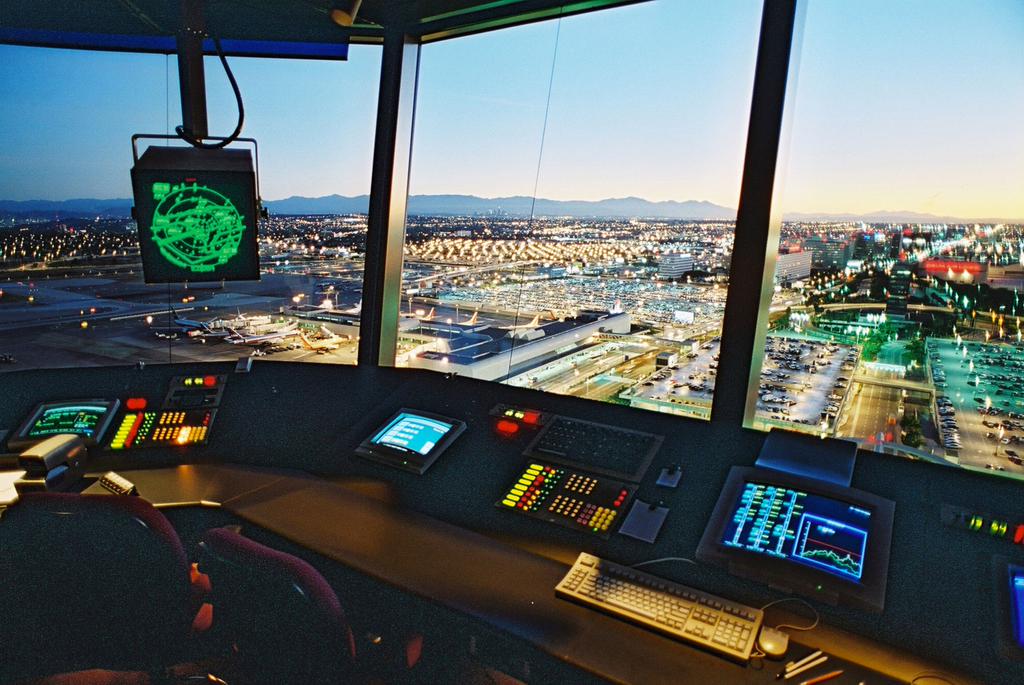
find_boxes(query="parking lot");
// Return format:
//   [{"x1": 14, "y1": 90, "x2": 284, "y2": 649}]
[
  {"x1": 629, "y1": 335, "x2": 855, "y2": 429},
  {"x1": 929, "y1": 338, "x2": 1024, "y2": 474},
  {"x1": 757, "y1": 336, "x2": 857, "y2": 428}
]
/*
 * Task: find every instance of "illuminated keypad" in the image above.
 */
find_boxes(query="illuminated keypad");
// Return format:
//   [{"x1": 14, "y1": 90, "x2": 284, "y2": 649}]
[{"x1": 498, "y1": 461, "x2": 635, "y2": 537}]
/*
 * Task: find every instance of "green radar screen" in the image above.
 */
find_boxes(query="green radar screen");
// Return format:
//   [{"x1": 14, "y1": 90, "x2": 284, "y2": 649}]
[
  {"x1": 131, "y1": 147, "x2": 260, "y2": 283},
  {"x1": 150, "y1": 182, "x2": 245, "y2": 273}
]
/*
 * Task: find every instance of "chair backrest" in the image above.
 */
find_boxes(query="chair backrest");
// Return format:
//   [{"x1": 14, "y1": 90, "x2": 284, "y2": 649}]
[
  {"x1": 197, "y1": 527, "x2": 356, "y2": 685},
  {"x1": 0, "y1": 493, "x2": 192, "y2": 681}
]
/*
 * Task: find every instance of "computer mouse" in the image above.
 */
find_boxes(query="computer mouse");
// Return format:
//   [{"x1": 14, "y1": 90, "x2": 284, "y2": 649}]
[{"x1": 756, "y1": 626, "x2": 789, "y2": 659}]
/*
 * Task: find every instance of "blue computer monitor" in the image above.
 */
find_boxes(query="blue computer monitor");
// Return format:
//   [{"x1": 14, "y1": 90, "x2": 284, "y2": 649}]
[
  {"x1": 994, "y1": 558, "x2": 1024, "y2": 659},
  {"x1": 356, "y1": 409, "x2": 466, "y2": 475},
  {"x1": 698, "y1": 466, "x2": 895, "y2": 612},
  {"x1": 1011, "y1": 565, "x2": 1024, "y2": 648}
]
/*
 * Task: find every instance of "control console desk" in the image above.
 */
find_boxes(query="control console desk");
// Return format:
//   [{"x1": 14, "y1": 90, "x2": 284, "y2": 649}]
[{"x1": 1, "y1": 361, "x2": 1020, "y2": 685}]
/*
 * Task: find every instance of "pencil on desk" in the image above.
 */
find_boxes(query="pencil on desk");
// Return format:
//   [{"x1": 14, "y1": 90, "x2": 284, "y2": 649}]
[
  {"x1": 799, "y1": 669, "x2": 844, "y2": 685},
  {"x1": 780, "y1": 649, "x2": 824, "y2": 678},
  {"x1": 784, "y1": 656, "x2": 829, "y2": 680}
]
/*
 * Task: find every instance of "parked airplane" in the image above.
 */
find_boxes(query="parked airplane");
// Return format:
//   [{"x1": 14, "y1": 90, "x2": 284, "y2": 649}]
[
  {"x1": 298, "y1": 326, "x2": 343, "y2": 353},
  {"x1": 502, "y1": 313, "x2": 541, "y2": 331},
  {"x1": 224, "y1": 321, "x2": 299, "y2": 346}
]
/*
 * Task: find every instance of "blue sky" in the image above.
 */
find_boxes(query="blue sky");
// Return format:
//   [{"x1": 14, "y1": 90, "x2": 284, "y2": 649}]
[{"x1": 0, "y1": 0, "x2": 1021, "y2": 219}]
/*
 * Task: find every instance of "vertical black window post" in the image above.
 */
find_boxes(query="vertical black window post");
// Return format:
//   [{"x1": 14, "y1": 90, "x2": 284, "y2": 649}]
[
  {"x1": 359, "y1": 30, "x2": 421, "y2": 367},
  {"x1": 711, "y1": 0, "x2": 799, "y2": 425}
]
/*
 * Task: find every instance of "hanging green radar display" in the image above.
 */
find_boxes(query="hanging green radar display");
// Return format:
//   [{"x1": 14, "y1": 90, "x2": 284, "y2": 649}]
[
  {"x1": 150, "y1": 182, "x2": 246, "y2": 273},
  {"x1": 131, "y1": 146, "x2": 260, "y2": 283}
]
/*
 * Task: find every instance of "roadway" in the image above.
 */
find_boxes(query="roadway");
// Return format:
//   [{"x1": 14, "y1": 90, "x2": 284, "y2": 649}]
[{"x1": 839, "y1": 383, "x2": 901, "y2": 444}]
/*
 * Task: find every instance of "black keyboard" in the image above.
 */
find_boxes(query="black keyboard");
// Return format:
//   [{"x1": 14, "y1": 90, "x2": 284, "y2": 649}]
[{"x1": 523, "y1": 415, "x2": 662, "y2": 482}]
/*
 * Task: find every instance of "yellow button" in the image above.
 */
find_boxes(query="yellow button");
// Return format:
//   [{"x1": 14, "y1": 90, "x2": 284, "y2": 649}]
[{"x1": 502, "y1": 499, "x2": 516, "y2": 507}]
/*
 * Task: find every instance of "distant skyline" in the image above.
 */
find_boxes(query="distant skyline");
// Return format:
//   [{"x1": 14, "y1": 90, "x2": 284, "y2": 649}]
[
  {"x1": 0, "y1": 0, "x2": 1022, "y2": 219},
  {"x1": 2, "y1": 193, "x2": 1018, "y2": 225}
]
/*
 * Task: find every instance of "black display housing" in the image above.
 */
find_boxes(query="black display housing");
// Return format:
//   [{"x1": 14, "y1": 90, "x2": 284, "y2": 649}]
[
  {"x1": 8, "y1": 399, "x2": 121, "y2": 452},
  {"x1": 131, "y1": 146, "x2": 260, "y2": 283},
  {"x1": 697, "y1": 465, "x2": 895, "y2": 613},
  {"x1": 355, "y1": 408, "x2": 466, "y2": 475},
  {"x1": 995, "y1": 556, "x2": 1024, "y2": 660}
]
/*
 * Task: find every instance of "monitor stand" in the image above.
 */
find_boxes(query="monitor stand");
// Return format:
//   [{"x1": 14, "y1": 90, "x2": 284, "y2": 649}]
[{"x1": 755, "y1": 430, "x2": 857, "y2": 487}]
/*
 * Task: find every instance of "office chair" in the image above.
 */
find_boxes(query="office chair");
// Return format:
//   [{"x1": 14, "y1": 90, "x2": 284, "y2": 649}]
[
  {"x1": 196, "y1": 527, "x2": 358, "y2": 684},
  {"x1": 0, "y1": 493, "x2": 194, "y2": 682}
]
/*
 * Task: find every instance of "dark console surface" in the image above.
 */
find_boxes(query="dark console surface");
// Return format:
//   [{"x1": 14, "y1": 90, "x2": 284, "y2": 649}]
[{"x1": 1, "y1": 360, "x2": 1021, "y2": 684}]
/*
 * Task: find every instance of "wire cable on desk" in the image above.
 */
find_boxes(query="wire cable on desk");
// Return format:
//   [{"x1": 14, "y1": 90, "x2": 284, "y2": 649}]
[
  {"x1": 759, "y1": 597, "x2": 820, "y2": 632},
  {"x1": 629, "y1": 557, "x2": 697, "y2": 569},
  {"x1": 909, "y1": 673, "x2": 958, "y2": 685}
]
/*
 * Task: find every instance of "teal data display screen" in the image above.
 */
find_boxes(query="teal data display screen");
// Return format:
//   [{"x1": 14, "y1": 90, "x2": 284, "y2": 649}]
[
  {"x1": 356, "y1": 408, "x2": 466, "y2": 475},
  {"x1": 131, "y1": 147, "x2": 260, "y2": 283},
  {"x1": 370, "y1": 413, "x2": 455, "y2": 456},
  {"x1": 27, "y1": 404, "x2": 108, "y2": 439},
  {"x1": 9, "y1": 399, "x2": 120, "y2": 451},
  {"x1": 722, "y1": 482, "x2": 872, "y2": 582}
]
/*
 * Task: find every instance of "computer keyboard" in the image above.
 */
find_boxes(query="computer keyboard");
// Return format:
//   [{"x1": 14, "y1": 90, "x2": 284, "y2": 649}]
[
  {"x1": 555, "y1": 553, "x2": 764, "y2": 662},
  {"x1": 524, "y1": 415, "x2": 662, "y2": 482}
]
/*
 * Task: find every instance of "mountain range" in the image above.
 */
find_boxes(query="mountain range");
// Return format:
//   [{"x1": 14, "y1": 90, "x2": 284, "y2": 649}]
[{"x1": 0, "y1": 194, "x2": 1017, "y2": 224}]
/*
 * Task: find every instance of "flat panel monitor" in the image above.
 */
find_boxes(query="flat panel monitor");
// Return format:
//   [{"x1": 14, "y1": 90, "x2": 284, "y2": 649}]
[
  {"x1": 697, "y1": 466, "x2": 895, "y2": 612},
  {"x1": 8, "y1": 399, "x2": 120, "y2": 452},
  {"x1": 1013, "y1": 565, "x2": 1024, "y2": 649},
  {"x1": 355, "y1": 409, "x2": 466, "y2": 475},
  {"x1": 997, "y1": 558, "x2": 1024, "y2": 658}
]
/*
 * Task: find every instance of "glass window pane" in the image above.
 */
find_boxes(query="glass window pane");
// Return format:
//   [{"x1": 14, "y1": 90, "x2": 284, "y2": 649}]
[
  {"x1": 399, "y1": 1, "x2": 762, "y2": 420},
  {"x1": 748, "y1": 0, "x2": 1024, "y2": 478},
  {"x1": 0, "y1": 45, "x2": 380, "y2": 371}
]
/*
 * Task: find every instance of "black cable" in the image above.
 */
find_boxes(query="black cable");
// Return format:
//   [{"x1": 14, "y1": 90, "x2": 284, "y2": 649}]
[{"x1": 175, "y1": 34, "x2": 245, "y2": 150}]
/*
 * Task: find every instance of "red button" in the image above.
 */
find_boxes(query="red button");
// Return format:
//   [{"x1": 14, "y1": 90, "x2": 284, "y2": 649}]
[
  {"x1": 495, "y1": 419, "x2": 519, "y2": 436},
  {"x1": 125, "y1": 397, "x2": 147, "y2": 411},
  {"x1": 203, "y1": 375, "x2": 217, "y2": 387},
  {"x1": 522, "y1": 411, "x2": 540, "y2": 425},
  {"x1": 1015, "y1": 524, "x2": 1024, "y2": 544}
]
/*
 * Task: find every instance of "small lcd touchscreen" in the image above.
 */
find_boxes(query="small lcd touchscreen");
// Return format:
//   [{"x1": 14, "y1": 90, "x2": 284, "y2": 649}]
[
  {"x1": 8, "y1": 399, "x2": 120, "y2": 451},
  {"x1": 370, "y1": 413, "x2": 454, "y2": 456},
  {"x1": 356, "y1": 409, "x2": 466, "y2": 475}
]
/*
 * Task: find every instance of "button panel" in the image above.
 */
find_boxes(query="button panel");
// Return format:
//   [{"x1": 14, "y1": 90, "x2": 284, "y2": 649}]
[{"x1": 497, "y1": 461, "x2": 636, "y2": 537}]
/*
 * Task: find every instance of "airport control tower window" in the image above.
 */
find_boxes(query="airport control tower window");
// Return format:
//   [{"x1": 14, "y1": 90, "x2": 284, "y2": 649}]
[
  {"x1": 397, "y1": 1, "x2": 762, "y2": 419},
  {"x1": 745, "y1": 0, "x2": 1024, "y2": 480},
  {"x1": 0, "y1": 45, "x2": 380, "y2": 371}
]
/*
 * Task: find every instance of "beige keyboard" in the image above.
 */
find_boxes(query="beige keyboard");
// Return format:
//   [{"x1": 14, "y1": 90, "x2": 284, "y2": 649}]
[{"x1": 555, "y1": 552, "x2": 764, "y2": 662}]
